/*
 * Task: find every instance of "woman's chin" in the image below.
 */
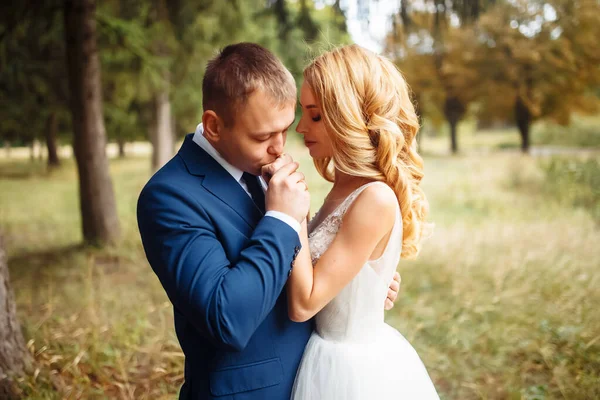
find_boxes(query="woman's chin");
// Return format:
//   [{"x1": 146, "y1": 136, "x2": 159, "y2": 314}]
[{"x1": 305, "y1": 144, "x2": 319, "y2": 158}]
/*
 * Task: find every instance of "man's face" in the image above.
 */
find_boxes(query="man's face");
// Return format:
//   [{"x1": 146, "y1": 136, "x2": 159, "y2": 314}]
[{"x1": 216, "y1": 89, "x2": 296, "y2": 176}]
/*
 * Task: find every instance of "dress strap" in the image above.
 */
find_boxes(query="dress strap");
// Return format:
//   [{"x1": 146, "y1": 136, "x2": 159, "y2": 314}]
[{"x1": 334, "y1": 181, "x2": 390, "y2": 218}]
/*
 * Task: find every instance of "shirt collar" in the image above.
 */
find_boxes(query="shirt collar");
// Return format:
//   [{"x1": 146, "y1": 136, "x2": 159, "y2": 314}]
[{"x1": 193, "y1": 123, "x2": 244, "y2": 183}]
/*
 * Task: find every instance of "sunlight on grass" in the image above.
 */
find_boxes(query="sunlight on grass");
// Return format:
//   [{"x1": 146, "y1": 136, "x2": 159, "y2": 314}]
[{"x1": 1, "y1": 141, "x2": 598, "y2": 399}]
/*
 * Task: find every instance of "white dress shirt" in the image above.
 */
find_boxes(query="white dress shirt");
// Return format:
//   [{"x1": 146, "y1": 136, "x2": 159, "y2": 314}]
[{"x1": 193, "y1": 123, "x2": 300, "y2": 234}]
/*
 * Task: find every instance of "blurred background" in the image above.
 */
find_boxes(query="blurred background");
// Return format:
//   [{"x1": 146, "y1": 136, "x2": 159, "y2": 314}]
[{"x1": 0, "y1": 0, "x2": 598, "y2": 399}]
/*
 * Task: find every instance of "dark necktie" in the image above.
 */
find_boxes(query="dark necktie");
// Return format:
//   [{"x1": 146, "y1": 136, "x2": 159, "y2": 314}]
[{"x1": 242, "y1": 172, "x2": 266, "y2": 214}]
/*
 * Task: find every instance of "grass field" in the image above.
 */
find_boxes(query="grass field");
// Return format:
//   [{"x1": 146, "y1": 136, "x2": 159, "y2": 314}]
[
  {"x1": 418, "y1": 115, "x2": 600, "y2": 156},
  {"x1": 1, "y1": 137, "x2": 599, "y2": 399}
]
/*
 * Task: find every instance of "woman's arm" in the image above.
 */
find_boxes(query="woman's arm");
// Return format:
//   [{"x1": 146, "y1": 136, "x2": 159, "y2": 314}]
[{"x1": 287, "y1": 184, "x2": 398, "y2": 322}]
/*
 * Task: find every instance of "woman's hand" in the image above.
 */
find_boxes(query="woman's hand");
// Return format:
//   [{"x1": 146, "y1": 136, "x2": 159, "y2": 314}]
[
  {"x1": 385, "y1": 272, "x2": 401, "y2": 310},
  {"x1": 262, "y1": 153, "x2": 294, "y2": 183}
]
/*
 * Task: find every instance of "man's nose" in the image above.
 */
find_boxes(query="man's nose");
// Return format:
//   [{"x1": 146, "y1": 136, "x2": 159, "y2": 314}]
[{"x1": 268, "y1": 132, "x2": 285, "y2": 155}]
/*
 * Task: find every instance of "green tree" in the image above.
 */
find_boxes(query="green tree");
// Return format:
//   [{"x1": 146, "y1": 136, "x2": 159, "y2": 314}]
[
  {"x1": 0, "y1": 0, "x2": 68, "y2": 167},
  {"x1": 297, "y1": 0, "x2": 320, "y2": 42},
  {"x1": 97, "y1": 0, "x2": 152, "y2": 158},
  {"x1": 64, "y1": 0, "x2": 121, "y2": 245},
  {"x1": 98, "y1": 0, "x2": 285, "y2": 171}
]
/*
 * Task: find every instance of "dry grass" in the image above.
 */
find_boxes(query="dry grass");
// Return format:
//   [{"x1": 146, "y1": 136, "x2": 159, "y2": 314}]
[
  {"x1": 1, "y1": 140, "x2": 598, "y2": 399},
  {"x1": 394, "y1": 153, "x2": 600, "y2": 399}
]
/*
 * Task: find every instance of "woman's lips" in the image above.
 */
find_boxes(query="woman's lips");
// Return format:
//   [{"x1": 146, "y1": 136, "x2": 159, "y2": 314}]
[{"x1": 304, "y1": 140, "x2": 317, "y2": 147}]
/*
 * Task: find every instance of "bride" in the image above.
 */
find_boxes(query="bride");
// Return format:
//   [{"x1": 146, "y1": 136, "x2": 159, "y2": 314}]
[{"x1": 287, "y1": 45, "x2": 439, "y2": 399}]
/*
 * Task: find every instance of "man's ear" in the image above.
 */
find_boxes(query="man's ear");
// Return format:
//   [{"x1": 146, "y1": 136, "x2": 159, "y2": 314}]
[{"x1": 202, "y1": 110, "x2": 221, "y2": 142}]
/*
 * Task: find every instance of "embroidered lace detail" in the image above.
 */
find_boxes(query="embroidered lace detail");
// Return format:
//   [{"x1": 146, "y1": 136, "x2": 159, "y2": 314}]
[
  {"x1": 308, "y1": 183, "x2": 378, "y2": 265},
  {"x1": 308, "y1": 214, "x2": 341, "y2": 265}
]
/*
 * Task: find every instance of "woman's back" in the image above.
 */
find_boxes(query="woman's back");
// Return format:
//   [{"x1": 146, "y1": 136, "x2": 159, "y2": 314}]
[
  {"x1": 292, "y1": 182, "x2": 439, "y2": 400},
  {"x1": 308, "y1": 182, "x2": 402, "y2": 342}
]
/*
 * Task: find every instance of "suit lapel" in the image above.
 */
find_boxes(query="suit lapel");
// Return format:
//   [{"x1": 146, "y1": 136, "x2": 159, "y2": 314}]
[{"x1": 178, "y1": 134, "x2": 263, "y2": 229}]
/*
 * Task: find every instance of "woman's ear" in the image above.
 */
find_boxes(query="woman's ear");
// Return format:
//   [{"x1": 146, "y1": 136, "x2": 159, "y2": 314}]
[{"x1": 202, "y1": 110, "x2": 221, "y2": 142}]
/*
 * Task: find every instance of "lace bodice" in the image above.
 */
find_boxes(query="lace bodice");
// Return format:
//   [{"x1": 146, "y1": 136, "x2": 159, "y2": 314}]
[{"x1": 307, "y1": 182, "x2": 403, "y2": 342}]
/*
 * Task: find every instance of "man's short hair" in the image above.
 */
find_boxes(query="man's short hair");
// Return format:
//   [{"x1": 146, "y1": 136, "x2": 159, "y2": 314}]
[{"x1": 202, "y1": 42, "x2": 297, "y2": 126}]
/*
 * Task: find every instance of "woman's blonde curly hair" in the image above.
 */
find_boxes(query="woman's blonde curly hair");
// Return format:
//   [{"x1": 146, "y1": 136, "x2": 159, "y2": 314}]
[{"x1": 304, "y1": 44, "x2": 431, "y2": 259}]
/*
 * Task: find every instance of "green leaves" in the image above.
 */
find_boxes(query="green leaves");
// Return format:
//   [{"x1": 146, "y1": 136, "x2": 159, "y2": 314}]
[{"x1": 0, "y1": 0, "x2": 351, "y2": 148}]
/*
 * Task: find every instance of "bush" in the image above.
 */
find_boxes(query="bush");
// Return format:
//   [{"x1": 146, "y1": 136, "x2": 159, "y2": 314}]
[
  {"x1": 541, "y1": 157, "x2": 600, "y2": 221},
  {"x1": 533, "y1": 117, "x2": 600, "y2": 148}
]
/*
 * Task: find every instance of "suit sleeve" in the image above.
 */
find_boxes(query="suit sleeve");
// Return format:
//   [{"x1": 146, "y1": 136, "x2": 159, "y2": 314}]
[{"x1": 137, "y1": 181, "x2": 300, "y2": 352}]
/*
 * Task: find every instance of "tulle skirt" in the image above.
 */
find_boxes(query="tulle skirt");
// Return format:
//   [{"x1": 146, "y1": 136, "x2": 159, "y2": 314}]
[{"x1": 291, "y1": 323, "x2": 439, "y2": 399}]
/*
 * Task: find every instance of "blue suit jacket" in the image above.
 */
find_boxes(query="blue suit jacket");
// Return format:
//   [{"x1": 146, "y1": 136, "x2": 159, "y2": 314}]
[{"x1": 137, "y1": 134, "x2": 313, "y2": 399}]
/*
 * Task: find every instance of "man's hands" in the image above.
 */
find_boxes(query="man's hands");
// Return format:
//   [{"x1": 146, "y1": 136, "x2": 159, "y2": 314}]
[
  {"x1": 384, "y1": 271, "x2": 401, "y2": 310},
  {"x1": 265, "y1": 158, "x2": 310, "y2": 223},
  {"x1": 261, "y1": 153, "x2": 294, "y2": 183}
]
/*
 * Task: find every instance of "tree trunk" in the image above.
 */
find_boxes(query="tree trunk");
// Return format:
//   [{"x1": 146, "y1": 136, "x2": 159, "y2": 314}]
[
  {"x1": 117, "y1": 137, "x2": 126, "y2": 158},
  {"x1": 444, "y1": 96, "x2": 465, "y2": 154},
  {"x1": 449, "y1": 120, "x2": 458, "y2": 154},
  {"x1": 151, "y1": 77, "x2": 174, "y2": 173},
  {"x1": 0, "y1": 232, "x2": 32, "y2": 399},
  {"x1": 64, "y1": 0, "x2": 121, "y2": 245},
  {"x1": 515, "y1": 96, "x2": 531, "y2": 154},
  {"x1": 46, "y1": 112, "x2": 61, "y2": 167},
  {"x1": 3, "y1": 142, "x2": 10, "y2": 158},
  {"x1": 29, "y1": 141, "x2": 35, "y2": 162},
  {"x1": 274, "y1": 0, "x2": 292, "y2": 39}
]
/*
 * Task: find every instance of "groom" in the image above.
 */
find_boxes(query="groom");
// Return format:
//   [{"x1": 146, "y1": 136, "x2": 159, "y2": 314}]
[{"x1": 137, "y1": 42, "x2": 400, "y2": 400}]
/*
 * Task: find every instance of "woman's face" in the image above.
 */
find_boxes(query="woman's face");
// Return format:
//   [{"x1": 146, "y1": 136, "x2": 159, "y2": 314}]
[{"x1": 296, "y1": 81, "x2": 333, "y2": 159}]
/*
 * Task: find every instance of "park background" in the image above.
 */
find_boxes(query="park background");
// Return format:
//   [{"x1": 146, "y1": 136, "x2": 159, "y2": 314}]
[{"x1": 0, "y1": 0, "x2": 599, "y2": 399}]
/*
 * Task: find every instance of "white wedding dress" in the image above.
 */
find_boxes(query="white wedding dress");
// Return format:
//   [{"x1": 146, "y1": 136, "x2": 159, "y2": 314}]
[{"x1": 291, "y1": 182, "x2": 439, "y2": 400}]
